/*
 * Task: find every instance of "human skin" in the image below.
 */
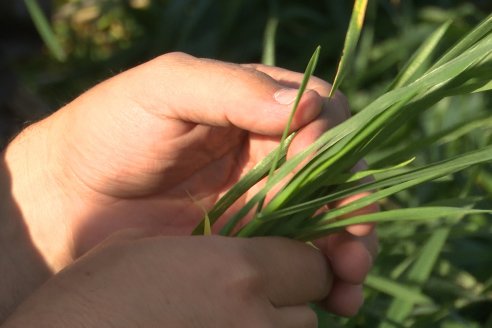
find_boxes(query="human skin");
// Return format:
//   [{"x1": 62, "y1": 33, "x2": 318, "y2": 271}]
[
  {"x1": 3, "y1": 232, "x2": 333, "y2": 328},
  {"x1": 0, "y1": 52, "x2": 377, "y2": 323}
]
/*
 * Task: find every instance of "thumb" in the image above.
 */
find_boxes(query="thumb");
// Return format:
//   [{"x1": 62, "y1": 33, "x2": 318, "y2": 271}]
[{"x1": 115, "y1": 52, "x2": 323, "y2": 135}]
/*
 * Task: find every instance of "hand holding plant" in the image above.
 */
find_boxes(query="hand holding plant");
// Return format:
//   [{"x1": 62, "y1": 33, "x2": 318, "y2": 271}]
[
  {"x1": 1, "y1": 51, "x2": 377, "y2": 320},
  {"x1": 12, "y1": 0, "x2": 491, "y2": 325}
]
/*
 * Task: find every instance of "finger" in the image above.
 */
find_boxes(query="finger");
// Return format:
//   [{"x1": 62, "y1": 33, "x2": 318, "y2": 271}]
[
  {"x1": 273, "y1": 305, "x2": 318, "y2": 328},
  {"x1": 346, "y1": 224, "x2": 376, "y2": 237},
  {"x1": 114, "y1": 52, "x2": 324, "y2": 135},
  {"x1": 315, "y1": 232, "x2": 372, "y2": 285},
  {"x1": 286, "y1": 96, "x2": 345, "y2": 162},
  {"x1": 322, "y1": 280, "x2": 364, "y2": 317},
  {"x1": 359, "y1": 229, "x2": 379, "y2": 259},
  {"x1": 244, "y1": 237, "x2": 332, "y2": 306},
  {"x1": 244, "y1": 63, "x2": 351, "y2": 122},
  {"x1": 332, "y1": 159, "x2": 379, "y2": 236},
  {"x1": 243, "y1": 64, "x2": 348, "y2": 101},
  {"x1": 336, "y1": 192, "x2": 379, "y2": 236},
  {"x1": 250, "y1": 66, "x2": 351, "y2": 170}
]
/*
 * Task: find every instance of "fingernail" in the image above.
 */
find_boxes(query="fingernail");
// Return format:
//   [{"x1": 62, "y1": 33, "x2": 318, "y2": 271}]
[{"x1": 274, "y1": 88, "x2": 299, "y2": 105}]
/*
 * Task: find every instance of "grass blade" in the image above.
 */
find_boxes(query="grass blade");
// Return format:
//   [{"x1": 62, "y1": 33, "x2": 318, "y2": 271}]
[
  {"x1": 203, "y1": 213, "x2": 212, "y2": 236},
  {"x1": 329, "y1": 0, "x2": 368, "y2": 97},
  {"x1": 326, "y1": 157, "x2": 415, "y2": 186},
  {"x1": 366, "y1": 274, "x2": 434, "y2": 304},
  {"x1": 262, "y1": 15, "x2": 279, "y2": 66},
  {"x1": 379, "y1": 228, "x2": 450, "y2": 328},
  {"x1": 431, "y1": 13, "x2": 492, "y2": 69},
  {"x1": 220, "y1": 48, "x2": 321, "y2": 233},
  {"x1": 388, "y1": 20, "x2": 452, "y2": 90},
  {"x1": 262, "y1": 33, "x2": 492, "y2": 215},
  {"x1": 371, "y1": 116, "x2": 492, "y2": 167},
  {"x1": 256, "y1": 46, "x2": 320, "y2": 212},
  {"x1": 267, "y1": 46, "x2": 321, "y2": 179},
  {"x1": 191, "y1": 134, "x2": 294, "y2": 235},
  {"x1": 298, "y1": 208, "x2": 490, "y2": 240},
  {"x1": 259, "y1": 145, "x2": 492, "y2": 224},
  {"x1": 24, "y1": 0, "x2": 66, "y2": 62}
]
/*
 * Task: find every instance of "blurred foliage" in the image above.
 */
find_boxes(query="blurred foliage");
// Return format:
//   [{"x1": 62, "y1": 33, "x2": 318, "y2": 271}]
[{"x1": 6, "y1": 0, "x2": 492, "y2": 327}]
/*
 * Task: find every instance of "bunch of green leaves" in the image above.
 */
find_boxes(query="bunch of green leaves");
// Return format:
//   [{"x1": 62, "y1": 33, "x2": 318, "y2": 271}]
[{"x1": 193, "y1": 2, "x2": 492, "y2": 240}]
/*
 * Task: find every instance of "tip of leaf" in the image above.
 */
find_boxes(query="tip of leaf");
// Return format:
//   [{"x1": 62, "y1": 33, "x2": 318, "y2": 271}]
[
  {"x1": 185, "y1": 190, "x2": 213, "y2": 236},
  {"x1": 203, "y1": 214, "x2": 212, "y2": 236}
]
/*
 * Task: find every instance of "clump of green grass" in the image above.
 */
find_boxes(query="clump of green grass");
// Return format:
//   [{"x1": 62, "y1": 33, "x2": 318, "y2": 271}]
[{"x1": 194, "y1": 3, "x2": 492, "y2": 240}]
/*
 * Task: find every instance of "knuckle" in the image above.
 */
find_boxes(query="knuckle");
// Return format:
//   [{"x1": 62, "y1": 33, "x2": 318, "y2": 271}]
[
  {"x1": 310, "y1": 75, "x2": 332, "y2": 91},
  {"x1": 333, "y1": 90, "x2": 351, "y2": 118},
  {"x1": 155, "y1": 51, "x2": 194, "y2": 65},
  {"x1": 223, "y1": 242, "x2": 264, "y2": 295},
  {"x1": 240, "y1": 66, "x2": 276, "y2": 86}
]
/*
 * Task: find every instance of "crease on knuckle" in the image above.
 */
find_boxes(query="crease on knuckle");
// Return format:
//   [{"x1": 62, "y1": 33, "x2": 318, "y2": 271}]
[{"x1": 223, "y1": 243, "x2": 264, "y2": 300}]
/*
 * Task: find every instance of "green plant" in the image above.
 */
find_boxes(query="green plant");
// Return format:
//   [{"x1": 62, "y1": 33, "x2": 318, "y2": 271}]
[
  {"x1": 192, "y1": 3, "x2": 492, "y2": 326},
  {"x1": 193, "y1": 5, "x2": 492, "y2": 240},
  {"x1": 24, "y1": 1, "x2": 492, "y2": 326}
]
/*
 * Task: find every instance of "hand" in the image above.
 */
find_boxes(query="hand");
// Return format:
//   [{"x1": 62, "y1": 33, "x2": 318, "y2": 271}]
[
  {"x1": 4, "y1": 52, "x2": 352, "y2": 258},
  {"x1": 4, "y1": 233, "x2": 332, "y2": 328},
  {"x1": 1, "y1": 52, "x2": 377, "y2": 317}
]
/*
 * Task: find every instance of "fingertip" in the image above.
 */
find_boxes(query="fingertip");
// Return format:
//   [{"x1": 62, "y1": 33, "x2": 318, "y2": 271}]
[
  {"x1": 288, "y1": 89, "x2": 323, "y2": 131},
  {"x1": 335, "y1": 192, "x2": 379, "y2": 237},
  {"x1": 315, "y1": 233, "x2": 373, "y2": 285},
  {"x1": 323, "y1": 282, "x2": 364, "y2": 317},
  {"x1": 330, "y1": 238, "x2": 373, "y2": 284},
  {"x1": 346, "y1": 223, "x2": 376, "y2": 237},
  {"x1": 232, "y1": 88, "x2": 322, "y2": 136}
]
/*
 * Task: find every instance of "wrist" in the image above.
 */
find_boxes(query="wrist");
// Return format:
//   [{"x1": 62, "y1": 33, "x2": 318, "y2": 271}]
[
  {"x1": 1, "y1": 114, "x2": 75, "y2": 272},
  {"x1": 0, "y1": 145, "x2": 53, "y2": 321}
]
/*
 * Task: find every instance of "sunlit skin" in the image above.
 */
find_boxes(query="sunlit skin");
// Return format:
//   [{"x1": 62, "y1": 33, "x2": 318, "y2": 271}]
[{"x1": 2, "y1": 52, "x2": 378, "y2": 325}]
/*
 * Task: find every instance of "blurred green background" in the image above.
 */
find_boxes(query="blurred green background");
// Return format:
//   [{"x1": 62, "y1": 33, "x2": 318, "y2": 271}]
[{"x1": 1, "y1": 0, "x2": 491, "y2": 327}]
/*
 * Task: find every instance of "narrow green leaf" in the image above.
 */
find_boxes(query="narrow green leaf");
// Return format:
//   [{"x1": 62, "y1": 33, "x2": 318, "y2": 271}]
[
  {"x1": 221, "y1": 48, "x2": 321, "y2": 234},
  {"x1": 262, "y1": 33, "x2": 492, "y2": 215},
  {"x1": 260, "y1": 145, "x2": 492, "y2": 224},
  {"x1": 366, "y1": 274, "x2": 434, "y2": 304},
  {"x1": 478, "y1": 171, "x2": 492, "y2": 195},
  {"x1": 203, "y1": 213, "x2": 212, "y2": 236},
  {"x1": 267, "y1": 46, "x2": 321, "y2": 179},
  {"x1": 256, "y1": 46, "x2": 320, "y2": 212},
  {"x1": 216, "y1": 21, "x2": 492, "y2": 238},
  {"x1": 262, "y1": 16, "x2": 279, "y2": 66},
  {"x1": 191, "y1": 134, "x2": 294, "y2": 235},
  {"x1": 186, "y1": 191, "x2": 212, "y2": 236},
  {"x1": 298, "y1": 208, "x2": 489, "y2": 241},
  {"x1": 380, "y1": 228, "x2": 450, "y2": 328},
  {"x1": 431, "y1": 13, "x2": 492, "y2": 69},
  {"x1": 326, "y1": 157, "x2": 415, "y2": 186},
  {"x1": 24, "y1": 0, "x2": 66, "y2": 62},
  {"x1": 388, "y1": 20, "x2": 452, "y2": 90},
  {"x1": 371, "y1": 116, "x2": 492, "y2": 167},
  {"x1": 407, "y1": 228, "x2": 450, "y2": 284},
  {"x1": 329, "y1": 0, "x2": 368, "y2": 97},
  {"x1": 472, "y1": 80, "x2": 492, "y2": 93}
]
